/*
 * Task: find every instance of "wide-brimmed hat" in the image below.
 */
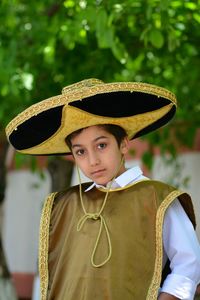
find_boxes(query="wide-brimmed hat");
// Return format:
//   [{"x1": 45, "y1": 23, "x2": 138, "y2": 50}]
[{"x1": 5, "y1": 78, "x2": 177, "y2": 155}]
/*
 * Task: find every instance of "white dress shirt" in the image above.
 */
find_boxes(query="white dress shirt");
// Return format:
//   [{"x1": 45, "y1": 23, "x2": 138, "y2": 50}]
[{"x1": 85, "y1": 166, "x2": 200, "y2": 299}]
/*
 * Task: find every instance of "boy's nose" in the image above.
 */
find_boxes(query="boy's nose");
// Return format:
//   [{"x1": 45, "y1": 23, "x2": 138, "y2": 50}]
[{"x1": 88, "y1": 152, "x2": 100, "y2": 166}]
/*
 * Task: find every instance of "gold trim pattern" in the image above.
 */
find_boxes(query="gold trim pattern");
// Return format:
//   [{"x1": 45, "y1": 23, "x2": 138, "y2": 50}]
[
  {"x1": 6, "y1": 80, "x2": 177, "y2": 137},
  {"x1": 39, "y1": 192, "x2": 57, "y2": 300},
  {"x1": 146, "y1": 190, "x2": 184, "y2": 299},
  {"x1": 62, "y1": 78, "x2": 104, "y2": 93}
]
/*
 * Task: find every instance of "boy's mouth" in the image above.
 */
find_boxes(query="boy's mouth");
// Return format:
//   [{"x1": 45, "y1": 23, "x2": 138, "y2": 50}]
[{"x1": 91, "y1": 169, "x2": 106, "y2": 176}]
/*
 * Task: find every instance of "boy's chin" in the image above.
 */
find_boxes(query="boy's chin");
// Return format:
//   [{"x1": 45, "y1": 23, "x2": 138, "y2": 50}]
[
  {"x1": 96, "y1": 181, "x2": 107, "y2": 187},
  {"x1": 88, "y1": 173, "x2": 114, "y2": 186},
  {"x1": 93, "y1": 178, "x2": 112, "y2": 187}
]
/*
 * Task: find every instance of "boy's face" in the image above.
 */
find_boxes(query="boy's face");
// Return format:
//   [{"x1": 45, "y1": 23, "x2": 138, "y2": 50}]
[{"x1": 71, "y1": 125, "x2": 129, "y2": 185}]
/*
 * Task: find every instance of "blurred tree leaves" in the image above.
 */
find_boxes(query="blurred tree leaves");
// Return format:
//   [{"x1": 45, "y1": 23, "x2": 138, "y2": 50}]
[{"x1": 0, "y1": 0, "x2": 200, "y2": 166}]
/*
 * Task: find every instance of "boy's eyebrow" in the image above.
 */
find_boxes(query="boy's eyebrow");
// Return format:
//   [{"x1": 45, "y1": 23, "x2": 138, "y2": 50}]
[
  {"x1": 71, "y1": 135, "x2": 108, "y2": 149},
  {"x1": 71, "y1": 144, "x2": 82, "y2": 149},
  {"x1": 94, "y1": 135, "x2": 108, "y2": 142}
]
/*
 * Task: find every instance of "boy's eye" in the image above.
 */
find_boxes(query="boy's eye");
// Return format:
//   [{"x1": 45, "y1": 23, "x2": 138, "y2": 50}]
[
  {"x1": 98, "y1": 143, "x2": 107, "y2": 150},
  {"x1": 76, "y1": 149, "x2": 85, "y2": 156}
]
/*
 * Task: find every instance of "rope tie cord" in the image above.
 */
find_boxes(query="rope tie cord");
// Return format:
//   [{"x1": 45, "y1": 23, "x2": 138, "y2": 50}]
[
  {"x1": 77, "y1": 213, "x2": 112, "y2": 267},
  {"x1": 76, "y1": 157, "x2": 124, "y2": 268}
]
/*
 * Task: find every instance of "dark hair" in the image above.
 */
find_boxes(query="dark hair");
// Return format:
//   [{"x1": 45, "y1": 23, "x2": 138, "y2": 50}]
[{"x1": 65, "y1": 124, "x2": 127, "y2": 150}]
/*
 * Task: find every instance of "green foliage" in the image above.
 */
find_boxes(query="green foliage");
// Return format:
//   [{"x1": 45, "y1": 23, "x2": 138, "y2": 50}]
[
  {"x1": 15, "y1": 152, "x2": 37, "y2": 171},
  {"x1": 0, "y1": 0, "x2": 200, "y2": 162}
]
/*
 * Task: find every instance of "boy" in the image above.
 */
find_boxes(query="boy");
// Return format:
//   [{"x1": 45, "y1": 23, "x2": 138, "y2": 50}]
[{"x1": 6, "y1": 79, "x2": 200, "y2": 299}]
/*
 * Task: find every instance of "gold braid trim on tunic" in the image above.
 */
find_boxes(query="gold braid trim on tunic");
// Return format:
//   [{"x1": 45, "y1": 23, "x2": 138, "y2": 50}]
[
  {"x1": 39, "y1": 192, "x2": 57, "y2": 300},
  {"x1": 146, "y1": 190, "x2": 186, "y2": 299}
]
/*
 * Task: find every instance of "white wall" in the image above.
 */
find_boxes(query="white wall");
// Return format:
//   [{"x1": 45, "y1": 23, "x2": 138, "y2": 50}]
[{"x1": 2, "y1": 169, "x2": 51, "y2": 274}]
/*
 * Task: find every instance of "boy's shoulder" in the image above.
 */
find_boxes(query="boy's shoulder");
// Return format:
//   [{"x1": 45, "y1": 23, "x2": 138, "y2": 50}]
[
  {"x1": 130, "y1": 179, "x2": 177, "y2": 193},
  {"x1": 138, "y1": 180, "x2": 196, "y2": 227},
  {"x1": 52, "y1": 181, "x2": 92, "y2": 203},
  {"x1": 42, "y1": 182, "x2": 92, "y2": 217},
  {"x1": 135, "y1": 179, "x2": 187, "y2": 202}
]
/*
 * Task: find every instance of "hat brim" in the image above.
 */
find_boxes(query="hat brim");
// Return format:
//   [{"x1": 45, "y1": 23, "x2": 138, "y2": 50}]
[{"x1": 6, "y1": 81, "x2": 177, "y2": 155}]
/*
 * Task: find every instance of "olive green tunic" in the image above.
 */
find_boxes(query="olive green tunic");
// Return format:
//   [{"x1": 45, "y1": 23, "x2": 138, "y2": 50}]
[{"x1": 39, "y1": 180, "x2": 195, "y2": 300}]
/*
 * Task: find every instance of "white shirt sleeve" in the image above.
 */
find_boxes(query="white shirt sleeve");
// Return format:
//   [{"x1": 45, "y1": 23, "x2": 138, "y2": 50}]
[{"x1": 161, "y1": 199, "x2": 200, "y2": 299}]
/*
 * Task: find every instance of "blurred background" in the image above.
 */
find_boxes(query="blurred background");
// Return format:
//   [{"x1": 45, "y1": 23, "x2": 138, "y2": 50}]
[{"x1": 0, "y1": 0, "x2": 200, "y2": 299}]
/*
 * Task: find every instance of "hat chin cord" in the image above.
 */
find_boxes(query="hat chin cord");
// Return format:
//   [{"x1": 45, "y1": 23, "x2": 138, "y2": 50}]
[{"x1": 76, "y1": 155, "x2": 124, "y2": 268}]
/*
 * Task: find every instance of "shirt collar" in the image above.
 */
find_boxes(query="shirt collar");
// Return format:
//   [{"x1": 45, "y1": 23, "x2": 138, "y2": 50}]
[{"x1": 84, "y1": 166, "x2": 148, "y2": 192}]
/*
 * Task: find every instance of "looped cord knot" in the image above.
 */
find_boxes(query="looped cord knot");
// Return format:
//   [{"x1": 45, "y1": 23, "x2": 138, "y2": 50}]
[
  {"x1": 77, "y1": 212, "x2": 112, "y2": 268},
  {"x1": 77, "y1": 213, "x2": 100, "y2": 230},
  {"x1": 92, "y1": 213, "x2": 100, "y2": 220}
]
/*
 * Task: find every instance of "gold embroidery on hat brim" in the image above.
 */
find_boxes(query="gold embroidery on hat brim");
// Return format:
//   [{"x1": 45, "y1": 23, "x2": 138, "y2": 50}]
[
  {"x1": 6, "y1": 81, "x2": 177, "y2": 137},
  {"x1": 13, "y1": 103, "x2": 173, "y2": 155}
]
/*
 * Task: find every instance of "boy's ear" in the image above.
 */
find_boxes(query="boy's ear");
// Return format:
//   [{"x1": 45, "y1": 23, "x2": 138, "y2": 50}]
[{"x1": 120, "y1": 137, "x2": 129, "y2": 154}]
